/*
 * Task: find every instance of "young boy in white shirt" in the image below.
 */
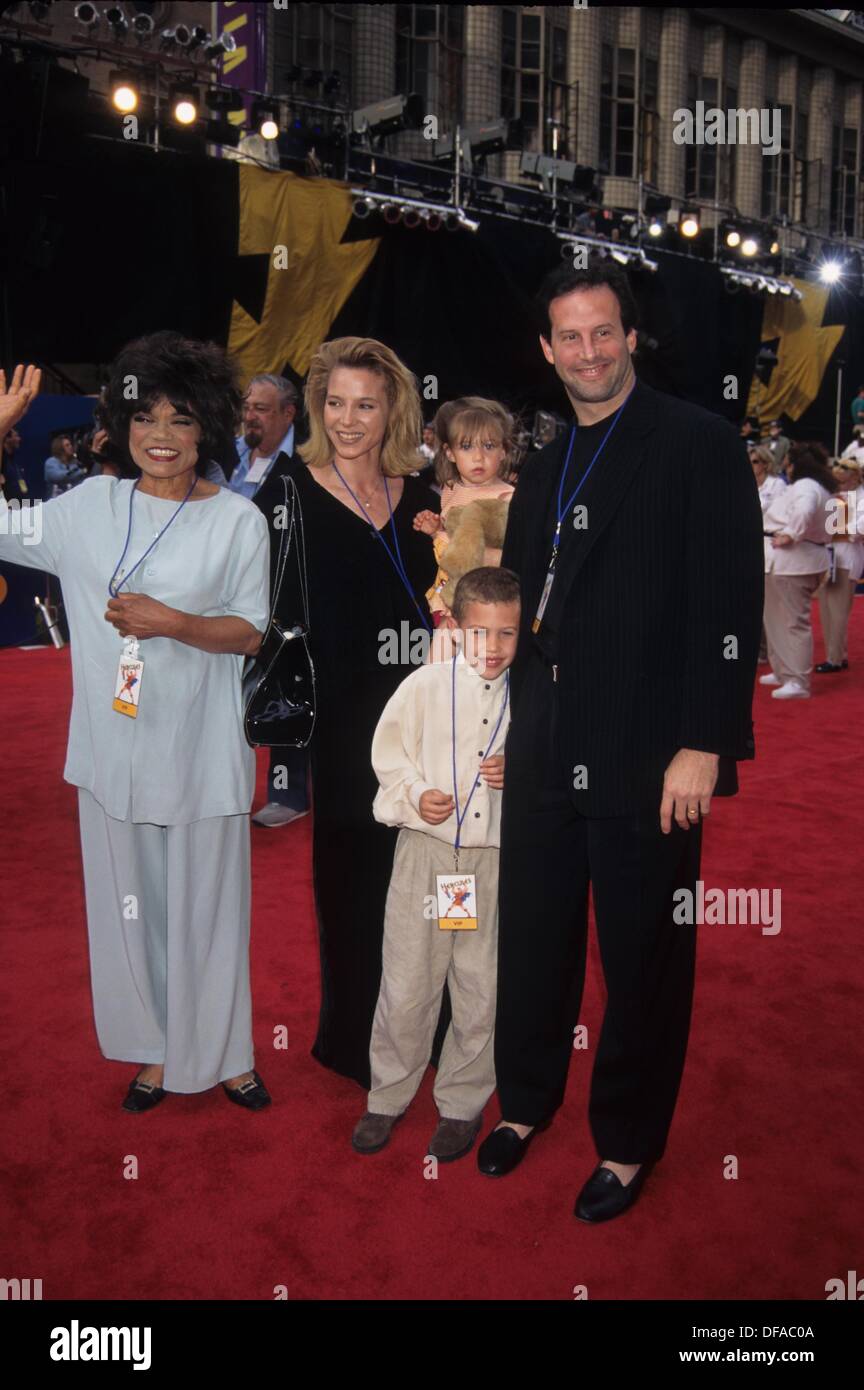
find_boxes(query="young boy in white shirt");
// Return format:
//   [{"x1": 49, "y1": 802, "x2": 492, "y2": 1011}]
[{"x1": 352, "y1": 566, "x2": 520, "y2": 1162}]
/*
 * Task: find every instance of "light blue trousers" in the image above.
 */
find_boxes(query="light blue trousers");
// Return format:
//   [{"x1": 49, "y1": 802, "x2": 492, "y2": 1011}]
[{"x1": 77, "y1": 788, "x2": 255, "y2": 1093}]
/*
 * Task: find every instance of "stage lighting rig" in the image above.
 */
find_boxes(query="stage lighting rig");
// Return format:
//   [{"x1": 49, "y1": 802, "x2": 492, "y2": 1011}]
[
  {"x1": 160, "y1": 23, "x2": 191, "y2": 53},
  {"x1": 349, "y1": 189, "x2": 478, "y2": 233},
  {"x1": 104, "y1": 4, "x2": 128, "y2": 40},
  {"x1": 206, "y1": 85, "x2": 244, "y2": 114},
  {"x1": 678, "y1": 207, "x2": 700, "y2": 238},
  {"x1": 188, "y1": 24, "x2": 208, "y2": 54},
  {"x1": 73, "y1": 1, "x2": 99, "y2": 33},
  {"x1": 351, "y1": 93, "x2": 424, "y2": 141},
  {"x1": 434, "y1": 117, "x2": 524, "y2": 167},
  {"x1": 170, "y1": 84, "x2": 198, "y2": 126},
  {"x1": 130, "y1": 10, "x2": 154, "y2": 45},
  {"x1": 520, "y1": 152, "x2": 596, "y2": 196},
  {"x1": 558, "y1": 233, "x2": 658, "y2": 272},
  {"x1": 203, "y1": 31, "x2": 237, "y2": 62},
  {"x1": 109, "y1": 69, "x2": 138, "y2": 113},
  {"x1": 252, "y1": 98, "x2": 280, "y2": 140}
]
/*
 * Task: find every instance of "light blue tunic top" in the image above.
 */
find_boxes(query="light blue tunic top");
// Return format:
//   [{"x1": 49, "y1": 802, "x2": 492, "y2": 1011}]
[{"x1": 0, "y1": 477, "x2": 270, "y2": 824}]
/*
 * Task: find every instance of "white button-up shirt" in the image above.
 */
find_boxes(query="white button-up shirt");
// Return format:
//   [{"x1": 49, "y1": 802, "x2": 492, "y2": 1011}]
[
  {"x1": 763, "y1": 477, "x2": 832, "y2": 575},
  {"x1": 0, "y1": 477, "x2": 270, "y2": 823},
  {"x1": 371, "y1": 650, "x2": 511, "y2": 849}
]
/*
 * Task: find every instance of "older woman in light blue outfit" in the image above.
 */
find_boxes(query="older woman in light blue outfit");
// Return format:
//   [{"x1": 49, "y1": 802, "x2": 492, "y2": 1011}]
[{"x1": 0, "y1": 338, "x2": 272, "y2": 1113}]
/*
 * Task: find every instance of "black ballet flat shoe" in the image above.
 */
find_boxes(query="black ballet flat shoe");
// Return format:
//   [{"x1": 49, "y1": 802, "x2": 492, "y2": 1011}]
[
  {"x1": 574, "y1": 1161, "x2": 655, "y2": 1223},
  {"x1": 476, "y1": 1118, "x2": 552, "y2": 1177},
  {"x1": 222, "y1": 1071, "x2": 271, "y2": 1111},
  {"x1": 815, "y1": 661, "x2": 844, "y2": 674},
  {"x1": 122, "y1": 1076, "x2": 168, "y2": 1113}
]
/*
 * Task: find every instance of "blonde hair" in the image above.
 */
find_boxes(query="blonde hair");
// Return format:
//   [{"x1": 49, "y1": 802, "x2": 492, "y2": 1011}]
[
  {"x1": 750, "y1": 446, "x2": 773, "y2": 470},
  {"x1": 432, "y1": 396, "x2": 516, "y2": 487},
  {"x1": 298, "y1": 336, "x2": 422, "y2": 476}
]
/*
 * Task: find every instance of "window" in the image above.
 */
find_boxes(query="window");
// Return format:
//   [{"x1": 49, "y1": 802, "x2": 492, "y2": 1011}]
[
  {"x1": 272, "y1": 3, "x2": 353, "y2": 94},
  {"x1": 395, "y1": 4, "x2": 465, "y2": 126},
  {"x1": 684, "y1": 74, "x2": 718, "y2": 200},
  {"x1": 831, "y1": 123, "x2": 859, "y2": 235},
  {"x1": 500, "y1": 8, "x2": 569, "y2": 156},
  {"x1": 598, "y1": 45, "x2": 638, "y2": 177},
  {"x1": 640, "y1": 55, "x2": 658, "y2": 186}
]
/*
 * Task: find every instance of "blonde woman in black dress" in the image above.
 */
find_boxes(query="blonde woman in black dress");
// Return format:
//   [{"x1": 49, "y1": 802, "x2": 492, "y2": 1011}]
[{"x1": 269, "y1": 338, "x2": 439, "y2": 1087}]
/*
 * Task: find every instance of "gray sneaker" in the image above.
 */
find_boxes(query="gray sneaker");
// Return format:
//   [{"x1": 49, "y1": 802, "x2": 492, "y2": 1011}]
[
  {"x1": 427, "y1": 1115, "x2": 483, "y2": 1162},
  {"x1": 252, "y1": 803, "x2": 309, "y2": 827},
  {"x1": 352, "y1": 1111, "x2": 403, "y2": 1154}
]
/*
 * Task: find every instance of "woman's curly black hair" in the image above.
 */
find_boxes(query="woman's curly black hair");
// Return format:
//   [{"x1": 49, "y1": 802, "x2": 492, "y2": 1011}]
[{"x1": 96, "y1": 330, "x2": 242, "y2": 478}]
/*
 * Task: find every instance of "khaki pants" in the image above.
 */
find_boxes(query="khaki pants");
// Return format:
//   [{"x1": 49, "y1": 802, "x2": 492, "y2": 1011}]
[
  {"x1": 368, "y1": 827, "x2": 499, "y2": 1121},
  {"x1": 818, "y1": 566, "x2": 855, "y2": 665},
  {"x1": 764, "y1": 571, "x2": 823, "y2": 692}
]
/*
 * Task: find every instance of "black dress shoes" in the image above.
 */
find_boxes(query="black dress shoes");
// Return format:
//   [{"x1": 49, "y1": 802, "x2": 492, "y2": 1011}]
[
  {"x1": 477, "y1": 1119, "x2": 551, "y2": 1177},
  {"x1": 222, "y1": 1071, "x2": 271, "y2": 1111},
  {"x1": 815, "y1": 661, "x2": 844, "y2": 674},
  {"x1": 574, "y1": 1162, "x2": 655, "y2": 1223},
  {"x1": 122, "y1": 1076, "x2": 168, "y2": 1113}
]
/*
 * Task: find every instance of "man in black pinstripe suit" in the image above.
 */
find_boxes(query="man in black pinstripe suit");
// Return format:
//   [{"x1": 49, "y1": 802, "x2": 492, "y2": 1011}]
[{"x1": 476, "y1": 257, "x2": 764, "y2": 1222}]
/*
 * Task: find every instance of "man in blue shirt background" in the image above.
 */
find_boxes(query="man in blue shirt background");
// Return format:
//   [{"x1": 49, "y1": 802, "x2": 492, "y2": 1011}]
[
  {"x1": 230, "y1": 373, "x2": 298, "y2": 499},
  {"x1": 232, "y1": 373, "x2": 310, "y2": 829},
  {"x1": 44, "y1": 431, "x2": 87, "y2": 498}
]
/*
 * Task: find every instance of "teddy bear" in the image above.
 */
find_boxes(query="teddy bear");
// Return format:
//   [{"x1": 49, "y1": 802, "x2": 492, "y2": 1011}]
[{"x1": 438, "y1": 496, "x2": 511, "y2": 610}]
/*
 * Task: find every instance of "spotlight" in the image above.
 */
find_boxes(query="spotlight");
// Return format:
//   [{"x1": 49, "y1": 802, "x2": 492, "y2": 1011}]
[
  {"x1": 725, "y1": 229, "x2": 741, "y2": 248},
  {"x1": 73, "y1": 1, "x2": 99, "y2": 32},
  {"x1": 382, "y1": 203, "x2": 402, "y2": 225},
  {"x1": 769, "y1": 239, "x2": 780, "y2": 256},
  {"x1": 130, "y1": 11, "x2": 154, "y2": 44},
  {"x1": 403, "y1": 207, "x2": 421, "y2": 228},
  {"x1": 647, "y1": 218, "x2": 663, "y2": 237},
  {"x1": 110, "y1": 70, "x2": 138, "y2": 113},
  {"x1": 352, "y1": 93, "x2": 425, "y2": 139},
  {"x1": 203, "y1": 32, "x2": 237, "y2": 61},
  {"x1": 206, "y1": 86, "x2": 244, "y2": 114},
  {"x1": 352, "y1": 197, "x2": 374, "y2": 219},
  {"x1": 679, "y1": 209, "x2": 700, "y2": 238},
  {"x1": 170, "y1": 85, "x2": 198, "y2": 126},
  {"x1": 188, "y1": 24, "x2": 209, "y2": 53},
  {"x1": 252, "y1": 98, "x2": 280, "y2": 140},
  {"x1": 422, "y1": 209, "x2": 442, "y2": 231},
  {"x1": 819, "y1": 260, "x2": 842, "y2": 284},
  {"x1": 161, "y1": 24, "x2": 191, "y2": 52},
  {"x1": 741, "y1": 236, "x2": 759, "y2": 257},
  {"x1": 104, "y1": 4, "x2": 128, "y2": 40}
]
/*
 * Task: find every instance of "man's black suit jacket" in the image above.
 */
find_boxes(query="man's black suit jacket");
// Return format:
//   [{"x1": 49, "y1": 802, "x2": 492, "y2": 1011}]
[{"x1": 501, "y1": 376, "x2": 764, "y2": 817}]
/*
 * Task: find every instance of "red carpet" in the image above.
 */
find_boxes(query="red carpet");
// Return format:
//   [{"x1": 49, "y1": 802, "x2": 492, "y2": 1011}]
[{"x1": 2, "y1": 603, "x2": 861, "y2": 1301}]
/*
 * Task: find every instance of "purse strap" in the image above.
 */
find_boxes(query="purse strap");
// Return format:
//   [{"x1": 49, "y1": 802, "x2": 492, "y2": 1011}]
[{"x1": 267, "y1": 471, "x2": 311, "y2": 633}]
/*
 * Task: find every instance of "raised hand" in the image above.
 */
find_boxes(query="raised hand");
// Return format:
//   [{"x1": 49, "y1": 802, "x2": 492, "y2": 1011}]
[{"x1": 0, "y1": 364, "x2": 42, "y2": 437}]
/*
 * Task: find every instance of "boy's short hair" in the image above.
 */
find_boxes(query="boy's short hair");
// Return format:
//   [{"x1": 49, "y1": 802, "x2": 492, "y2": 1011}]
[{"x1": 452, "y1": 566, "x2": 521, "y2": 622}]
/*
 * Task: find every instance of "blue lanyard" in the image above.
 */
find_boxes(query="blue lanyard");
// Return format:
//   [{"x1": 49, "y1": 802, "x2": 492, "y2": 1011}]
[
  {"x1": 108, "y1": 476, "x2": 197, "y2": 597},
  {"x1": 450, "y1": 651, "x2": 510, "y2": 868},
  {"x1": 332, "y1": 462, "x2": 432, "y2": 633},
  {"x1": 550, "y1": 386, "x2": 635, "y2": 564}
]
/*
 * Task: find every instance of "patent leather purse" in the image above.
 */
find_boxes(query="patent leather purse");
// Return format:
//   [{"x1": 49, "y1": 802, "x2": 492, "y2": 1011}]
[{"x1": 242, "y1": 472, "x2": 316, "y2": 749}]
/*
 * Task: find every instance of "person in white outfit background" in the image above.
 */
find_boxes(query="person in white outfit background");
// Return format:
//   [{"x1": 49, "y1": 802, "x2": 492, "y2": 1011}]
[
  {"x1": 760, "y1": 442, "x2": 837, "y2": 700},
  {"x1": 816, "y1": 456, "x2": 864, "y2": 674},
  {"x1": 752, "y1": 446, "x2": 787, "y2": 665}
]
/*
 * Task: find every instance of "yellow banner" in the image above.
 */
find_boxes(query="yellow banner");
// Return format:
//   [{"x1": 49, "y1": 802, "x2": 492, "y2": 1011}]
[
  {"x1": 747, "y1": 278, "x2": 844, "y2": 425},
  {"x1": 228, "y1": 165, "x2": 380, "y2": 384}
]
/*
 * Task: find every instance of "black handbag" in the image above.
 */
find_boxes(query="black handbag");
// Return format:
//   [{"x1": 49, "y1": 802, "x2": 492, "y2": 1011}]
[{"x1": 242, "y1": 472, "x2": 316, "y2": 749}]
